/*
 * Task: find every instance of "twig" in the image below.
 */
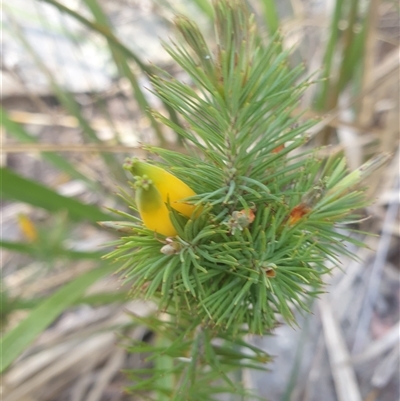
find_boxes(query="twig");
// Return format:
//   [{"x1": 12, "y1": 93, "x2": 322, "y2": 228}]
[
  {"x1": 306, "y1": 46, "x2": 400, "y2": 139},
  {"x1": 3, "y1": 333, "x2": 115, "y2": 401},
  {"x1": 85, "y1": 348, "x2": 125, "y2": 401},
  {"x1": 1, "y1": 143, "x2": 142, "y2": 153},
  {"x1": 319, "y1": 297, "x2": 362, "y2": 401},
  {"x1": 69, "y1": 353, "x2": 99, "y2": 401},
  {"x1": 358, "y1": 0, "x2": 380, "y2": 127},
  {"x1": 351, "y1": 166, "x2": 400, "y2": 354},
  {"x1": 352, "y1": 320, "x2": 400, "y2": 365},
  {"x1": 371, "y1": 345, "x2": 400, "y2": 389}
]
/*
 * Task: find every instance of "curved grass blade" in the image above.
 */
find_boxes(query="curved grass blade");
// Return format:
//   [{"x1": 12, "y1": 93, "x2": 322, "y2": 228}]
[
  {"x1": 1, "y1": 168, "x2": 112, "y2": 222},
  {"x1": 38, "y1": 0, "x2": 182, "y2": 138},
  {"x1": 0, "y1": 263, "x2": 116, "y2": 373}
]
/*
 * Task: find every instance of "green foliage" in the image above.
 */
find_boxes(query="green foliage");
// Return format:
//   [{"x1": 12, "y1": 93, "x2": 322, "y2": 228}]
[
  {"x1": 1, "y1": 107, "x2": 97, "y2": 188},
  {"x1": 315, "y1": 0, "x2": 369, "y2": 114},
  {"x1": 124, "y1": 313, "x2": 270, "y2": 400},
  {"x1": 103, "y1": 1, "x2": 386, "y2": 398},
  {"x1": 106, "y1": 0, "x2": 369, "y2": 331},
  {"x1": 2, "y1": 0, "x2": 388, "y2": 397},
  {"x1": 1, "y1": 167, "x2": 112, "y2": 222},
  {"x1": 39, "y1": 0, "x2": 182, "y2": 143},
  {"x1": 1, "y1": 212, "x2": 107, "y2": 265},
  {"x1": 1, "y1": 239, "x2": 104, "y2": 260},
  {"x1": 0, "y1": 263, "x2": 116, "y2": 373},
  {"x1": 260, "y1": 0, "x2": 281, "y2": 35}
]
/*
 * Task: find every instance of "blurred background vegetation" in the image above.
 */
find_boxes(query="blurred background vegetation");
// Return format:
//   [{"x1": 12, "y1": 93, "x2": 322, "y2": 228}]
[{"x1": 1, "y1": 1, "x2": 399, "y2": 400}]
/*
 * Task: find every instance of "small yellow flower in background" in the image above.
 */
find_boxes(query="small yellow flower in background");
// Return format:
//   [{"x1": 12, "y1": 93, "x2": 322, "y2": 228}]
[
  {"x1": 17, "y1": 214, "x2": 38, "y2": 242},
  {"x1": 124, "y1": 158, "x2": 197, "y2": 236}
]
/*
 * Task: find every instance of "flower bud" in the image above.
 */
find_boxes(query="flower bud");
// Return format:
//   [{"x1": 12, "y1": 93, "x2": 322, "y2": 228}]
[
  {"x1": 134, "y1": 176, "x2": 177, "y2": 236},
  {"x1": 125, "y1": 158, "x2": 197, "y2": 217},
  {"x1": 160, "y1": 241, "x2": 182, "y2": 255},
  {"x1": 232, "y1": 209, "x2": 255, "y2": 229},
  {"x1": 124, "y1": 159, "x2": 198, "y2": 236}
]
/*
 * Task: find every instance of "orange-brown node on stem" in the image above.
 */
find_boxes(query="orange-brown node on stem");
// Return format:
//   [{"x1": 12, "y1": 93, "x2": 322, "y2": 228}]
[
  {"x1": 265, "y1": 268, "x2": 276, "y2": 278},
  {"x1": 272, "y1": 144, "x2": 285, "y2": 154},
  {"x1": 288, "y1": 203, "x2": 311, "y2": 225},
  {"x1": 260, "y1": 262, "x2": 277, "y2": 278},
  {"x1": 231, "y1": 209, "x2": 256, "y2": 229}
]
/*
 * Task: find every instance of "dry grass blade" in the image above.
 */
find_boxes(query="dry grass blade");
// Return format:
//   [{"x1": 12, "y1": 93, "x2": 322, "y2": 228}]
[
  {"x1": 333, "y1": 238, "x2": 377, "y2": 302},
  {"x1": 307, "y1": 45, "x2": 400, "y2": 139},
  {"x1": 319, "y1": 297, "x2": 362, "y2": 401},
  {"x1": 352, "y1": 321, "x2": 400, "y2": 365},
  {"x1": 7, "y1": 110, "x2": 140, "y2": 134},
  {"x1": 371, "y1": 346, "x2": 400, "y2": 390},
  {"x1": 1, "y1": 143, "x2": 142, "y2": 153},
  {"x1": 85, "y1": 347, "x2": 126, "y2": 401},
  {"x1": 352, "y1": 171, "x2": 400, "y2": 354},
  {"x1": 2, "y1": 0, "x2": 399, "y2": 399},
  {"x1": 358, "y1": 0, "x2": 380, "y2": 127},
  {"x1": 3, "y1": 340, "x2": 77, "y2": 388},
  {"x1": 380, "y1": 82, "x2": 400, "y2": 154},
  {"x1": 3, "y1": 332, "x2": 116, "y2": 401},
  {"x1": 68, "y1": 352, "x2": 101, "y2": 401},
  {"x1": 5, "y1": 262, "x2": 95, "y2": 299},
  {"x1": 373, "y1": 45, "x2": 400, "y2": 81},
  {"x1": 2, "y1": 300, "x2": 154, "y2": 401}
]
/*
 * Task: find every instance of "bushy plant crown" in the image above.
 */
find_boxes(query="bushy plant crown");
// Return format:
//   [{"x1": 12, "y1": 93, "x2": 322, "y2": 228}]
[
  {"x1": 104, "y1": 0, "x2": 382, "y2": 336},
  {"x1": 102, "y1": 2, "x2": 389, "y2": 398}
]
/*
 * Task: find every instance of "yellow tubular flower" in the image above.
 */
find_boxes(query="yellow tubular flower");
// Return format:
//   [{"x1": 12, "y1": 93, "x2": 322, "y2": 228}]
[
  {"x1": 126, "y1": 159, "x2": 197, "y2": 217},
  {"x1": 125, "y1": 159, "x2": 198, "y2": 236},
  {"x1": 134, "y1": 176, "x2": 177, "y2": 236}
]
